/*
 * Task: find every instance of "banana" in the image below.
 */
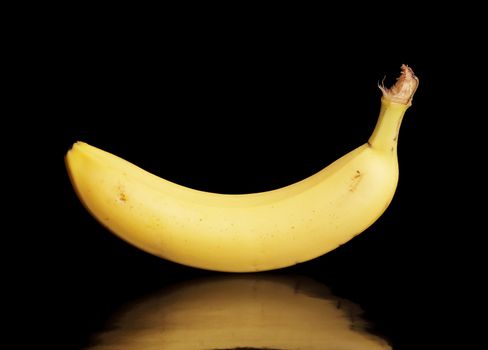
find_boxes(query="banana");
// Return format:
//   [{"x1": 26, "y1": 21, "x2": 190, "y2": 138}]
[{"x1": 66, "y1": 65, "x2": 418, "y2": 272}]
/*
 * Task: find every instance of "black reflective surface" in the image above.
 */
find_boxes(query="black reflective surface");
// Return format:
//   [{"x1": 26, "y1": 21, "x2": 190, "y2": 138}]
[{"x1": 84, "y1": 275, "x2": 391, "y2": 349}]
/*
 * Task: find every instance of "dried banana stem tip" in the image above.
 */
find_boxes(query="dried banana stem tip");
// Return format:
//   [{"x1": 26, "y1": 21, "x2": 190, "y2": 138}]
[{"x1": 380, "y1": 64, "x2": 419, "y2": 105}]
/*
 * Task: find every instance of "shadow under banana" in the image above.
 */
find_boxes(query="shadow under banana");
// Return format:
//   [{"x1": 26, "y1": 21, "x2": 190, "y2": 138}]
[{"x1": 86, "y1": 275, "x2": 391, "y2": 349}]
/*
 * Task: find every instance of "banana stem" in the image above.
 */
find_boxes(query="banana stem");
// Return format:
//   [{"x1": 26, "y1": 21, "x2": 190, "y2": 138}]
[{"x1": 368, "y1": 65, "x2": 419, "y2": 152}]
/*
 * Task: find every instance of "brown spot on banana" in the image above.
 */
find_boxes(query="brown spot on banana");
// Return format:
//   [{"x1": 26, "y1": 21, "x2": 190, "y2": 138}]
[
  {"x1": 349, "y1": 170, "x2": 363, "y2": 192},
  {"x1": 117, "y1": 185, "x2": 127, "y2": 202}
]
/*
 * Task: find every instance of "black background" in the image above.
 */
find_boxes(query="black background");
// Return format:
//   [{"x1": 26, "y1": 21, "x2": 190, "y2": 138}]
[{"x1": 18, "y1": 9, "x2": 480, "y2": 350}]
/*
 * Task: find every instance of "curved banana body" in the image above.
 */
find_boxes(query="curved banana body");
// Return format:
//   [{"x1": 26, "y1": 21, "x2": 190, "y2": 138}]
[{"x1": 66, "y1": 66, "x2": 418, "y2": 272}]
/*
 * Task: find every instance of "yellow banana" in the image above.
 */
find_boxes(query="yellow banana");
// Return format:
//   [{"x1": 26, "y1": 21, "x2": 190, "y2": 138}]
[
  {"x1": 66, "y1": 65, "x2": 418, "y2": 272},
  {"x1": 86, "y1": 275, "x2": 391, "y2": 349}
]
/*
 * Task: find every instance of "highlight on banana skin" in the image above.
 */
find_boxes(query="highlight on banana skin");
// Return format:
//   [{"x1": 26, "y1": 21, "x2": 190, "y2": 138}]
[
  {"x1": 66, "y1": 65, "x2": 418, "y2": 272},
  {"x1": 85, "y1": 275, "x2": 392, "y2": 349}
]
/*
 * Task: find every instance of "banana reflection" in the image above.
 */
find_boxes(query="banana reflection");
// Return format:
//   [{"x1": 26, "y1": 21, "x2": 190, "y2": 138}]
[{"x1": 87, "y1": 275, "x2": 391, "y2": 349}]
